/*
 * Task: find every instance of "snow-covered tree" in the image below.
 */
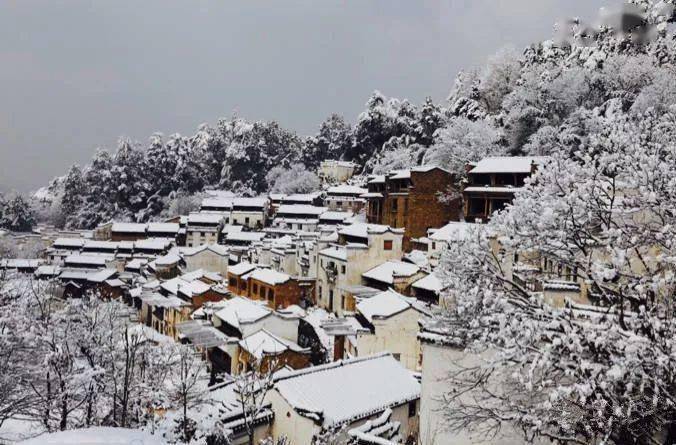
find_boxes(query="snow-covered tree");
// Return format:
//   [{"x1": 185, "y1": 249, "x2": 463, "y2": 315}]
[
  {"x1": 304, "y1": 114, "x2": 354, "y2": 168},
  {"x1": 0, "y1": 194, "x2": 35, "y2": 232},
  {"x1": 266, "y1": 164, "x2": 320, "y2": 195},
  {"x1": 435, "y1": 109, "x2": 676, "y2": 444},
  {"x1": 423, "y1": 117, "x2": 504, "y2": 178}
]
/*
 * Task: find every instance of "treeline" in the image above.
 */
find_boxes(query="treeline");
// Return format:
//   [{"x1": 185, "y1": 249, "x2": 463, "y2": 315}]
[
  {"x1": 43, "y1": 96, "x2": 449, "y2": 229},
  {"x1": 42, "y1": 1, "x2": 676, "y2": 230}
]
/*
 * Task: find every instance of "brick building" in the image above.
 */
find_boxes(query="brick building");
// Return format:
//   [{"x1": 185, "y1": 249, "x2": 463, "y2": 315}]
[{"x1": 364, "y1": 166, "x2": 460, "y2": 249}]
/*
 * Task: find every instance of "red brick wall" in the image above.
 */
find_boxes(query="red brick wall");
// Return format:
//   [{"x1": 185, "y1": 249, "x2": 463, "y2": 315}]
[
  {"x1": 406, "y1": 169, "x2": 461, "y2": 245},
  {"x1": 248, "y1": 278, "x2": 302, "y2": 309}
]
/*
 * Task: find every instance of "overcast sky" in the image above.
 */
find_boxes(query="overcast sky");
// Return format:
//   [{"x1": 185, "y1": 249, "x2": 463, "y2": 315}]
[{"x1": 0, "y1": 0, "x2": 616, "y2": 193}]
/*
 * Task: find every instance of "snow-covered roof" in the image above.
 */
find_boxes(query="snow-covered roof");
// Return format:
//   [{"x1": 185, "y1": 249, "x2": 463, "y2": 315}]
[
  {"x1": 214, "y1": 296, "x2": 271, "y2": 330},
  {"x1": 282, "y1": 193, "x2": 319, "y2": 203},
  {"x1": 319, "y1": 211, "x2": 353, "y2": 221},
  {"x1": 184, "y1": 243, "x2": 229, "y2": 257},
  {"x1": 469, "y1": 156, "x2": 549, "y2": 174},
  {"x1": 64, "y1": 254, "x2": 108, "y2": 266},
  {"x1": 239, "y1": 329, "x2": 308, "y2": 359},
  {"x1": 111, "y1": 222, "x2": 147, "y2": 233},
  {"x1": 367, "y1": 175, "x2": 386, "y2": 184},
  {"x1": 155, "y1": 252, "x2": 181, "y2": 267},
  {"x1": 319, "y1": 246, "x2": 348, "y2": 261},
  {"x1": 248, "y1": 268, "x2": 291, "y2": 286},
  {"x1": 20, "y1": 427, "x2": 164, "y2": 445},
  {"x1": 87, "y1": 268, "x2": 118, "y2": 283},
  {"x1": 232, "y1": 197, "x2": 268, "y2": 208},
  {"x1": 228, "y1": 262, "x2": 258, "y2": 276},
  {"x1": 403, "y1": 249, "x2": 429, "y2": 267},
  {"x1": 411, "y1": 272, "x2": 444, "y2": 293},
  {"x1": 226, "y1": 231, "x2": 267, "y2": 242},
  {"x1": 188, "y1": 212, "x2": 225, "y2": 224},
  {"x1": 221, "y1": 224, "x2": 245, "y2": 234},
  {"x1": 146, "y1": 222, "x2": 180, "y2": 233},
  {"x1": 276, "y1": 204, "x2": 326, "y2": 216},
  {"x1": 360, "y1": 192, "x2": 384, "y2": 198},
  {"x1": 428, "y1": 221, "x2": 480, "y2": 242},
  {"x1": 178, "y1": 279, "x2": 211, "y2": 296},
  {"x1": 327, "y1": 185, "x2": 368, "y2": 195},
  {"x1": 362, "y1": 261, "x2": 420, "y2": 284},
  {"x1": 463, "y1": 186, "x2": 522, "y2": 194},
  {"x1": 356, "y1": 289, "x2": 418, "y2": 322},
  {"x1": 321, "y1": 159, "x2": 357, "y2": 167},
  {"x1": 339, "y1": 223, "x2": 401, "y2": 239},
  {"x1": 0, "y1": 259, "x2": 44, "y2": 269},
  {"x1": 388, "y1": 169, "x2": 411, "y2": 180},
  {"x1": 83, "y1": 240, "x2": 118, "y2": 250},
  {"x1": 273, "y1": 353, "x2": 420, "y2": 427},
  {"x1": 35, "y1": 265, "x2": 61, "y2": 276},
  {"x1": 134, "y1": 238, "x2": 172, "y2": 251},
  {"x1": 52, "y1": 237, "x2": 86, "y2": 248},
  {"x1": 125, "y1": 258, "x2": 148, "y2": 270},
  {"x1": 201, "y1": 197, "x2": 234, "y2": 209}
]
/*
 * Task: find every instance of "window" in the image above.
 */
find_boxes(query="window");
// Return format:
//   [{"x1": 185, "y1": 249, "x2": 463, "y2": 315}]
[
  {"x1": 341, "y1": 265, "x2": 346, "y2": 274},
  {"x1": 384, "y1": 240, "x2": 393, "y2": 251},
  {"x1": 432, "y1": 242, "x2": 436, "y2": 250},
  {"x1": 253, "y1": 283, "x2": 258, "y2": 294},
  {"x1": 408, "y1": 400, "x2": 417, "y2": 418},
  {"x1": 268, "y1": 288, "x2": 274, "y2": 300},
  {"x1": 391, "y1": 199, "x2": 398, "y2": 213},
  {"x1": 229, "y1": 278, "x2": 237, "y2": 287},
  {"x1": 245, "y1": 217, "x2": 250, "y2": 224},
  {"x1": 392, "y1": 353, "x2": 401, "y2": 361}
]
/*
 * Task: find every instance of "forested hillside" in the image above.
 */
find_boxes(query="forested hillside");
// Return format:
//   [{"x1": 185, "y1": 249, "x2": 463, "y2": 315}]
[{"x1": 36, "y1": 0, "x2": 676, "y2": 230}]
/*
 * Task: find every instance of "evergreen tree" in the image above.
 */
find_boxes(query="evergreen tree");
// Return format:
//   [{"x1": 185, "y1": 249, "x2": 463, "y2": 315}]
[{"x1": 0, "y1": 195, "x2": 35, "y2": 232}]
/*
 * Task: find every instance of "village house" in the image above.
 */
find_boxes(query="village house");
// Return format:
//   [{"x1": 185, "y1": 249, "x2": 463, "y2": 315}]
[
  {"x1": 343, "y1": 289, "x2": 430, "y2": 371},
  {"x1": 463, "y1": 156, "x2": 548, "y2": 223},
  {"x1": 186, "y1": 212, "x2": 225, "y2": 247},
  {"x1": 316, "y1": 223, "x2": 404, "y2": 314},
  {"x1": 133, "y1": 238, "x2": 173, "y2": 258},
  {"x1": 226, "y1": 262, "x2": 258, "y2": 296},
  {"x1": 237, "y1": 329, "x2": 311, "y2": 374},
  {"x1": 272, "y1": 204, "x2": 327, "y2": 232},
  {"x1": 229, "y1": 197, "x2": 269, "y2": 229},
  {"x1": 211, "y1": 296, "x2": 304, "y2": 374},
  {"x1": 361, "y1": 260, "x2": 425, "y2": 295},
  {"x1": 363, "y1": 166, "x2": 461, "y2": 249},
  {"x1": 182, "y1": 244, "x2": 229, "y2": 276},
  {"x1": 318, "y1": 210, "x2": 353, "y2": 227},
  {"x1": 411, "y1": 272, "x2": 445, "y2": 304},
  {"x1": 246, "y1": 268, "x2": 315, "y2": 309},
  {"x1": 200, "y1": 196, "x2": 234, "y2": 213},
  {"x1": 224, "y1": 231, "x2": 267, "y2": 248},
  {"x1": 318, "y1": 159, "x2": 358, "y2": 184},
  {"x1": 280, "y1": 192, "x2": 323, "y2": 207},
  {"x1": 412, "y1": 221, "x2": 480, "y2": 267},
  {"x1": 47, "y1": 237, "x2": 86, "y2": 264},
  {"x1": 151, "y1": 252, "x2": 181, "y2": 279},
  {"x1": 146, "y1": 222, "x2": 180, "y2": 239},
  {"x1": 266, "y1": 352, "x2": 420, "y2": 445},
  {"x1": 323, "y1": 184, "x2": 368, "y2": 213},
  {"x1": 110, "y1": 223, "x2": 148, "y2": 241}
]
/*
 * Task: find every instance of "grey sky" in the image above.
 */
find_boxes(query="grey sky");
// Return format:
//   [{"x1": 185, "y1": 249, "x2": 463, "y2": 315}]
[{"x1": 0, "y1": 0, "x2": 615, "y2": 193}]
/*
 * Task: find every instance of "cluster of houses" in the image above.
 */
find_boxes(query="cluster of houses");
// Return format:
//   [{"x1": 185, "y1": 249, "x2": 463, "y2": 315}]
[{"x1": 1, "y1": 157, "x2": 591, "y2": 444}]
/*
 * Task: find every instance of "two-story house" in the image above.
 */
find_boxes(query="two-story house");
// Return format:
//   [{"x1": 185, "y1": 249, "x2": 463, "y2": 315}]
[
  {"x1": 316, "y1": 223, "x2": 404, "y2": 314},
  {"x1": 463, "y1": 156, "x2": 548, "y2": 223},
  {"x1": 363, "y1": 166, "x2": 461, "y2": 249}
]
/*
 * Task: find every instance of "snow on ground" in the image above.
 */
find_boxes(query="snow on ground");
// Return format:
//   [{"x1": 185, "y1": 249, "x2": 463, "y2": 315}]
[{"x1": 19, "y1": 427, "x2": 164, "y2": 445}]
